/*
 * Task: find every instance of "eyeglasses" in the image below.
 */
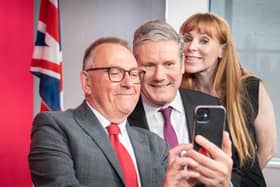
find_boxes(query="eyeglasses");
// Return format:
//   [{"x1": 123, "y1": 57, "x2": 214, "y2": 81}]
[{"x1": 85, "y1": 66, "x2": 145, "y2": 84}]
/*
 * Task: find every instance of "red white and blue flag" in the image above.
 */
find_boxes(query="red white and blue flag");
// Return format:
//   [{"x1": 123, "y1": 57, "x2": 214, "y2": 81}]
[{"x1": 30, "y1": 0, "x2": 63, "y2": 111}]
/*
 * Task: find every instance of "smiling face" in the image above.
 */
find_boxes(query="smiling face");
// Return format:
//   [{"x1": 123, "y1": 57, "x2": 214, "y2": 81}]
[
  {"x1": 183, "y1": 30, "x2": 224, "y2": 77},
  {"x1": 81, "y1": 43, "x2": 140, "y2": 122},
  {"x1": 134, "y1": 40, "x2": 184, "y2": 107}
]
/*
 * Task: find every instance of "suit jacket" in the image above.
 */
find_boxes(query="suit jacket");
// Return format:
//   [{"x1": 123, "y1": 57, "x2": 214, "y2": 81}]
[
  {"x1": 29, "y1": 101, "x2": 168, "y2": 187},
  {"x1": 128, "y1": 88, "x2": 221, "y2": 142},
  {"x1": 128, "y1": 88, "x2": 241, "y2": 187}
]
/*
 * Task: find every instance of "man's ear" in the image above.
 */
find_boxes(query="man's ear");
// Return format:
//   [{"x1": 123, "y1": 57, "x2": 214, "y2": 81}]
[
  {"x1": 80, "y1": 71, "x2": 91, "y2": 95},
  {"x1": 218, "y1": 44, "x2": 226, "y2": 58}
]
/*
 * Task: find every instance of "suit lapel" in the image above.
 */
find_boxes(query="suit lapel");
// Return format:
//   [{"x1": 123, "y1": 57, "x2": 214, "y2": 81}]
[
  {"x1": 179, "y1": 88, "x2": 194, "y2": 141},
  {"x1": 127, "y1": 124, "x2": 152, "y2": 185},
  {"x1": 130, "y1": 93, "x2": 194, "y2": 142},
  {"x1": 73, "y1": 101, "x2": 125, "y2": 184},
  {"x1": 128, "y1": 99, "x2": 150, "y2": 130}
]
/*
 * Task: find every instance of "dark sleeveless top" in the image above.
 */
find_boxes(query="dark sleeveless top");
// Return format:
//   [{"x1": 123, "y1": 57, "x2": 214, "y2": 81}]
[{"x1": 239, "y1": 76, "x2": 266, "y2": 187}]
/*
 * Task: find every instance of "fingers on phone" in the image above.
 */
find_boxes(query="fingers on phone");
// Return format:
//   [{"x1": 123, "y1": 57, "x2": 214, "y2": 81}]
[
  {"x1": 198, "y1": 147, "x2": 211, "y2": 158},
  {"x1": 169, "y1": 144, "x2": 193, "y2": 157},
  {"x1": 222, "y1": 132, "x2": 232, "y2": 157},
  {"x1": 195, "y1": 135, "x2": 224, "y2": 159},
  {"x1": 175, "y1": 156, "x2": 199, "y2": 171},
  {"x1": 168, "y1": 144, "x2": 193, "y2": 164}
]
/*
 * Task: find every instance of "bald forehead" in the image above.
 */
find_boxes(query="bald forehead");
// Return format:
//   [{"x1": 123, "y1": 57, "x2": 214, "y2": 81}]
[{"x1": 87, "y1": 43, "x2": 137, "y2": 68}]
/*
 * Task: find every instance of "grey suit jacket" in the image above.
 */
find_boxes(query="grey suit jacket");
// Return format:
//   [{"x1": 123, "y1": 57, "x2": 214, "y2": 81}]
[
  {"x1": 29, "y1": 101, "x2": 168, "y2": 187},
  {"x1": 128, "y1": 88, "x2": 241, "y2": 187}
]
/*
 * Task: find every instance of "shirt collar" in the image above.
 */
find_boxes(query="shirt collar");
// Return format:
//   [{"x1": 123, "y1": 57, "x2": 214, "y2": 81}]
[
  {"x1": 86, "y1": 101, "x2": 127, "y2": 134},
  {"x1": 141, "y1": 90, "x2": 184, "y2": 114}
]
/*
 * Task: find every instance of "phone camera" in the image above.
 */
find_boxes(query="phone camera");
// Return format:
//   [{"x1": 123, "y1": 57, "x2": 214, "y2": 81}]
[{"x1": 197, "y1": 108, "x2": 210, "y2": 123}]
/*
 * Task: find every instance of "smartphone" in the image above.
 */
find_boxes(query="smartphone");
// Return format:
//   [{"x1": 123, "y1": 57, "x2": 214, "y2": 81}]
[{"x1": 192, "y1": 105, "x2": 226, "y2": 156}]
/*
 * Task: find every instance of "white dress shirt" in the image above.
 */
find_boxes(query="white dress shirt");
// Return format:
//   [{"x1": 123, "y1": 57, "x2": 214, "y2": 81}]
[
  {"x1": 86, "y1": 102, "x2": 141, "y2": 187},
  {"x1": 141, "y1": 90, "x2": 190, "y2": 144}
]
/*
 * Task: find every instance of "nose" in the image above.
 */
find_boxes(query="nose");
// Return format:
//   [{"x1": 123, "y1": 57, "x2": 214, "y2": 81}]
[
  {"x1": 185, "y1": 40, "x2": 198, "y2": 51},
  {"x1": 153, "y1": 65, "x2": 165, "y2": 81},
  {"x1": 120, "y1": 72, "x2": 134, "y2": 87}
]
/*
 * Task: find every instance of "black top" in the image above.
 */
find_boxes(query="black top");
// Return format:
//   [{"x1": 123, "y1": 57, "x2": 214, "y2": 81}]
[{"x1": 237, "y1": 76, "x2": 266, "y2": 187}]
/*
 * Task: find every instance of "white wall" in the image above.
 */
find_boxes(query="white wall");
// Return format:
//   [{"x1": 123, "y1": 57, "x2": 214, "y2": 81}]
[
  {"x1": 263, "y1": 161, "x2": 280, "y2": 187},
  {"x1": 60, "y1": 0, "x2": 165, "y2": 110},
  {"x1": 165, "y1": 0, "x2": 208, "y2": 31}
]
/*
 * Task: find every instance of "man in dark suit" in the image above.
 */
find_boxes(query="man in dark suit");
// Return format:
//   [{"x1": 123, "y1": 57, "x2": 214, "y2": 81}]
[
  {"x1": 128, "y1": 20, "x2": 237, "y2": 187},
  {"x1": 28, "y1": 37, "x2": 201, "y2": 187}
]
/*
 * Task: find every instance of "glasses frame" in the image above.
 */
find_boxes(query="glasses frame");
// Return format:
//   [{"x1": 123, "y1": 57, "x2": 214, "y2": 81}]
[{"x1": 85, "y1": 66, "x2": 145, "y2": 83}]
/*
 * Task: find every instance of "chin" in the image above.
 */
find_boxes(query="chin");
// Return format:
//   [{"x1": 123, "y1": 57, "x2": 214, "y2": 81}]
[
  {"x1": 121, "y1": 109, "x2": 133, "y2": 116},
  {"x1": 185, "y1": 68, "x2": 198, "y2": 74},
  {"x1": 151, "y1": 98, "x2": 170, "y2": 106},
  {"x1": 146, "y1": 92, "x2": 171, "y2": 105},
  {"x1": 119, "y1": 104, "x2": 136, "y2": 114}
]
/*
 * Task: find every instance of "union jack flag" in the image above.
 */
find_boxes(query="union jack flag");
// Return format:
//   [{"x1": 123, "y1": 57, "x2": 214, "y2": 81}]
[{"x1": 30, "y1": 0, "x2": 63, "y2": 111}]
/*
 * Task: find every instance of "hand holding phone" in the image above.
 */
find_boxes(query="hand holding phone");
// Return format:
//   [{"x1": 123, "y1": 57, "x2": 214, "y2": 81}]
[{"x1": 192, "y1": 105, "x2": 226, "y2": 156}]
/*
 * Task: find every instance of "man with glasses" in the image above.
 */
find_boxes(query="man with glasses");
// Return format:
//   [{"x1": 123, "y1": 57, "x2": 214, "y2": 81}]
[{"x1": 29, "y1": 37, "x2": 200, "y2": 187}]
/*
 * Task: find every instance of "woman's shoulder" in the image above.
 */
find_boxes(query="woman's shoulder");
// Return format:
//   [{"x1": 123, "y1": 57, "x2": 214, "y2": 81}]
[
  {"x1": 242, "y1": 75, "x2": 260, "y2": 121},
  {"x1": 242, "y1": 75, "x2": 261, "y2": 96},
  {"x1": 243, "y1": 75, "x2": 260, "y2": 86}
]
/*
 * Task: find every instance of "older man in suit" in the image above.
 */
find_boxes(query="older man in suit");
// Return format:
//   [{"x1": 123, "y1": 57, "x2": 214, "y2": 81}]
[
  {"x1": 128, "y1": 20, "x2": 237, "y2": 187},
  {"x1": 28, "y1": 37, "x2": 201, "y2": 187}
]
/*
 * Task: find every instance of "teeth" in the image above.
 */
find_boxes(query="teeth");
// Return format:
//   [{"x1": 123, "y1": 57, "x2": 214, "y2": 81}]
[
  {"x1": 186, "y1": 56, "x2": 200, "y2": 60},
  {"x1": 151, "y1": 84, "x2": 168, "y2": 87},
  {"x1": 153, "y1": 85, "x2": 165, "y2": 87}
]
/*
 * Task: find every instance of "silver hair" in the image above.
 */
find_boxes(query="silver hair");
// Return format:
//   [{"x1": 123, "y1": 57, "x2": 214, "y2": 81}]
[{"x1": 133, "y1": 20, "x2": 184, "y2": 60}]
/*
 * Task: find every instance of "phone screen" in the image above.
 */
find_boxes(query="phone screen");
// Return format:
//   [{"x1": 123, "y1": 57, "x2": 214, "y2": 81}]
[{"x1": 192, "y1": 105, "x2": 226, "y2": 154}]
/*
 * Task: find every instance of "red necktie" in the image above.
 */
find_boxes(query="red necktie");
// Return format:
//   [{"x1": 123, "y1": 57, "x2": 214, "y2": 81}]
[{"x1": 107, "y1": 123, "x2": 138, "y2": 187}]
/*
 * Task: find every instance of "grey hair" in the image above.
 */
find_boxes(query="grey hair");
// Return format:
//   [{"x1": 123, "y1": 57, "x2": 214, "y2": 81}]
[{"x1": 133, "y1": 20, "x2": 184, "y2": 60}]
